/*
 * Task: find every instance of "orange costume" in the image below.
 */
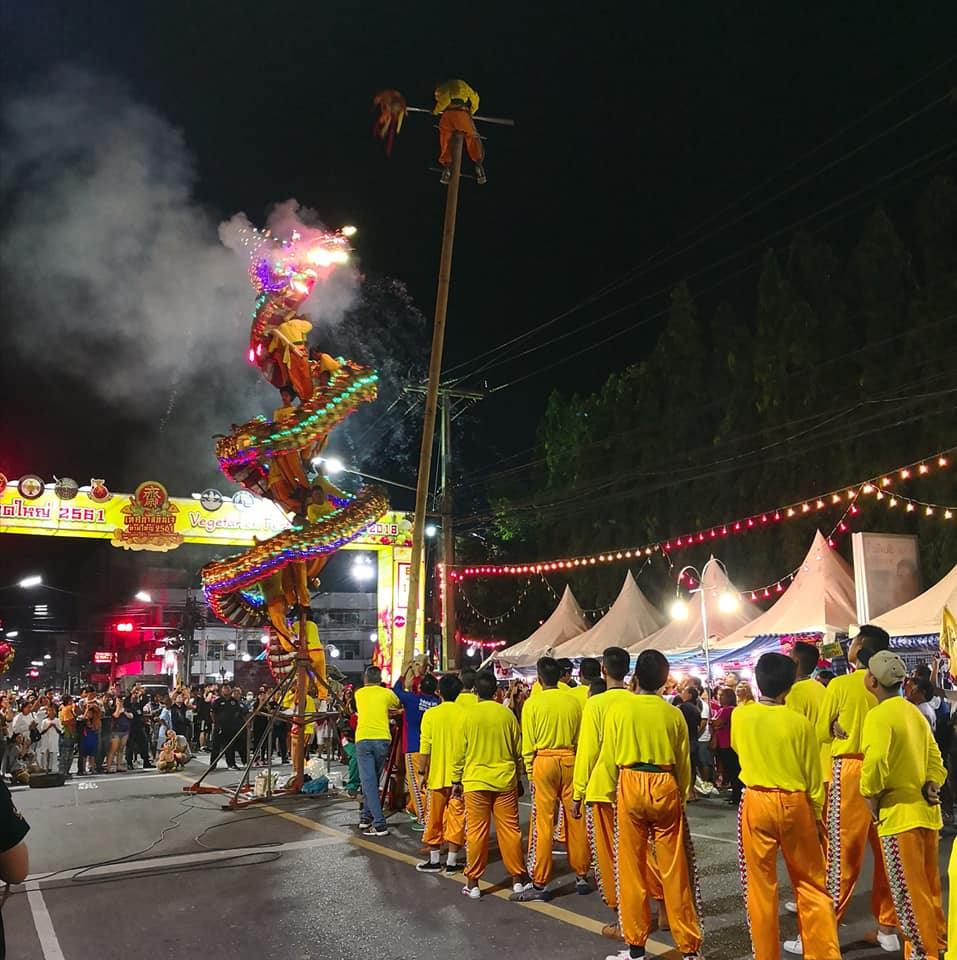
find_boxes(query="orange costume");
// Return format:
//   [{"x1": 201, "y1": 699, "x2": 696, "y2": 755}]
[
  {"x1": 451, "y1": 699, "x2": 525, "y2": 886},
  {"x1": 420, "y1": 699, "x2": 467, "y2": 852},
  {"x1": 600, "y1": 693, "x2": 702, "y2": 956},
  {"x1": 433, "y1": 79, "x2": 484, "y2": 167},
  {"x1": 268, "y1": 313, "x2": 313, "y2": 401},
  {"x1": 520, "y1": 688, "x2": 590, "y2": 888},
  {"x1": 733, "y1": 703, "x2": 840, "y2": 960},
  {"x1": 862, "y1": 689, "x2": 947, "y2": 960},
  {"x1": 817, "y1": 670, "x2": 897, "y2": 929}
]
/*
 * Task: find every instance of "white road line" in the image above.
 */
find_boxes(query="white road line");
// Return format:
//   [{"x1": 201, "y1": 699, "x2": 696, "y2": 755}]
[
  {"x1": 25, "y1": 883, "x2": 66, "y2": 960},
  {"x1": 690, "y1": 831, "x2": 736, "y2": 844},
  {"x1": 26, "y1": 834, "x2": 344, "y2": 885}
]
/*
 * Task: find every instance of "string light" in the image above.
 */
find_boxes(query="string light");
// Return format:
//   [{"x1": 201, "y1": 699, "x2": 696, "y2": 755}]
[{"x1": 453, "y1": 450, "x2": 954, "y2": 578}]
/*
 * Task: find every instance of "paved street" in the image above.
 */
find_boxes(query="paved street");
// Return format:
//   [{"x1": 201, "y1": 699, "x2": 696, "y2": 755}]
[{"x1": 5, "y1": 759, "x2": 952, "y2": 960}]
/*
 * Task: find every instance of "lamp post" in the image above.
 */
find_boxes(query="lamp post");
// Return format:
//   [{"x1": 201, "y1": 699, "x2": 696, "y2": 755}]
[{"x1": 670, "y1": 562, "x2": 739, "y2": 684}]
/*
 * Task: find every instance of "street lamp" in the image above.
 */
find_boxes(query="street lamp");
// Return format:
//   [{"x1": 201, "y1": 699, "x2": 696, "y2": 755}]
[
  {"x1": 134, "y1": 591, "x2": 152, "y2": 603},
  {"x1": 670, "y1": 562, "x2": 739, "y2": 683},
  {"x1": 4, "y1": 631, "x2": 17, "y2": 639},
  {"x1": 18, "y1": 575, "x2": 42, "y2": 589},
  {"x1": 350, "y1": 556, "x2": 375, "y2": 583},
  {"x1": 425, "y1": 524, "x2": 438, "y2": 538}
]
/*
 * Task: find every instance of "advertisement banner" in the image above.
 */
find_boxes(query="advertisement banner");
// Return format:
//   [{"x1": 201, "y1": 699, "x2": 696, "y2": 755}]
[{"x1": 851, "y1": 532, "x2": 922, "y2": 622}]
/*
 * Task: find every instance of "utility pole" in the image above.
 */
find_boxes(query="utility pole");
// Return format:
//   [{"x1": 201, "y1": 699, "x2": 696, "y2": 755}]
[
  {"x1": 402, "y1": 132, "x2": 464, "y2": 672},
  {"x1": 405, "y1": 383, "x2": 485, "y2": 669}
]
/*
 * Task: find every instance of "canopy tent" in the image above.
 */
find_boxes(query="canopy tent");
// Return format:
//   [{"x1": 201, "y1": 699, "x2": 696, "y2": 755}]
[
  {"x1": 629, "y1": 557, "x2": 759, "y2": 657},
  {"x1": 551, "y1": 572, "x2": 665, "y2": 659},
  {"x1": 712, "y1": 531, "x2": 857, "y2": 652},
  {"x1": 867, "y1": 562, "x2": 957, "y2": 642},
  {"x1": 493, "y1": 585, "x2": 589, "y2": 668}
]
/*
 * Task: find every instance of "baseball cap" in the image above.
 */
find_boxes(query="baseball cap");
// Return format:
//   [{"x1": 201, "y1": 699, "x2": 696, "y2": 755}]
[{"x1": 867, "y1": 650, "x2": 906, "y2": 687}]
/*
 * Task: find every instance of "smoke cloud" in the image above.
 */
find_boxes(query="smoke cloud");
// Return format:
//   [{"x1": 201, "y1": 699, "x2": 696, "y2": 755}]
[{"x1": 0, "y1": 67, "x2": 358, "y2": 487}]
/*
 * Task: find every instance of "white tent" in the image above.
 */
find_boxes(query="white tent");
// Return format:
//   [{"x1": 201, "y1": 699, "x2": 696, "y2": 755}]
[
  {"x1": 712, "y1": 531, "x2": 857, "y2": 651},
  {"x1": 493, "y1": 585, "x2": 589, "y2": 668},
  {"x1": 629, "y1": 556, "x2": 759, "y2": 657},
  {"x1": 868, "y1": 563, "x2": 957, "y2": 639},
  {"x1": 552, "y1": 572, "x2": 665, "y2": 659}
]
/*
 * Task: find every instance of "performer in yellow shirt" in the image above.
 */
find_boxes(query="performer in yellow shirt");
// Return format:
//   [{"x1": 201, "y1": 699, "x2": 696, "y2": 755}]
[
  {"x1": 451, "y1": 671, "x2": 532, "y2": 899},
  {"x1": 861, "y1": 651, "x2": 947, "y2": 960},
  {"x1": 570, "y1": 657, "x2": 601, "y2": 709},
  {"x1": 600, "y1": 650, "x2": 702, "y2": 960},
  {"x1": 456, "y1": 668, "x2": 479, "y2": 709},
  {"x1": 734, "y1": 653, "x2": 840, "y2": 960},
  {"x1": 433, "y1": 78, "x2": 486, "y2": 185},
  {"x1": 571, "y1": 647, "x2": 665, "y2": 942},
  {"x1": 512, "y1": 657, "x2": 589, "y2": 901},
  {"x1": 785, "y1": 641, "x2": 830, "y2": 786},
  {"x1": 807, "y1": 625, "x2": 899, "y2": 956},
  {"x1": 268, "y1": 310, "x2": 313, "y2": 400},
  {"x1": 416, "y1": 674, "x2": 467, "y2": 875}
]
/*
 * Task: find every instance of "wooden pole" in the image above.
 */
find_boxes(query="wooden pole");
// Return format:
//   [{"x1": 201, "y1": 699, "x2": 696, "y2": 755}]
[
  {"x1": 441, "y1": 394, "x2": 458, "y2": 670},
  {"x1": 402, "y1": 132, "x2": 464, "y2": 672},
  {"x1": 292, "y1": 604, "x2": 309, "y2": 789}
]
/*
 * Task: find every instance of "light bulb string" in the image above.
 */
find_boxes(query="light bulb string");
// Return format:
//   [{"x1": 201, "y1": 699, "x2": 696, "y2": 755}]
[
  {"x1": 452, "y1": 448, "x2": 954, "y2": 578},
  {"x1": 456, "y1": 577, "x2": 532, "y2": 625}
]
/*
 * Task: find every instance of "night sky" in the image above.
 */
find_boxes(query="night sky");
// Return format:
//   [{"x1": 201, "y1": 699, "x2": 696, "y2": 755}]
[{"x1": 1, "y1": 2, "x2": 955, "y2": 661}]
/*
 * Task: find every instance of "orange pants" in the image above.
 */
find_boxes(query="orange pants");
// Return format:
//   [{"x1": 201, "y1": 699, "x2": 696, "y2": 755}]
[
  {"x1": 616, "y1": 769, "x2": 702, "y2": 954},
  {"x1": 738, "y1": 788, "x2": 839, "y2": 960},
  {"x1": 554, "y1": 800, "x2": 566, "y2": 843},
  {"x1": 464, "y1": 786, "x2": 525, "y2": 883},
  {"x1": 587, "y1": 801, "x2": 664, "y2": 910},
  {"x1": 947, "y1": 842, "x2": 956, "y2": 960},
  {"x1": 405, "y1": 753, "x2": 425, "y2": 821},
  {"x1": 423, "y1": 786, "x2": 466, "y2": 849},
  {"x1": 825, "y1": 757, "x2": 896, "y2": 926},
  {"x1": 528, "y1": 751, "x2": 590, "y2": 886},
  {"x1": 880, "y1": 828, "x2": 946, "y2": 960},
  {"x1": 438, "y1": 107, "x2": 483, "y2": 165}
]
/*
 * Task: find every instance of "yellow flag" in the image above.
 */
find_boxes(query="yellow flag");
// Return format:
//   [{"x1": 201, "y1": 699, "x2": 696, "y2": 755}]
[{"x1": 941, "y1": 606, "x2": 957, "y2": 669}]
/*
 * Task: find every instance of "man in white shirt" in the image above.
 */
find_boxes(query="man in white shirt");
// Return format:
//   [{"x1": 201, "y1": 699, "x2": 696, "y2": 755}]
[{"x1": 906, "y1": 677, "x2": 937, "y2": 732}]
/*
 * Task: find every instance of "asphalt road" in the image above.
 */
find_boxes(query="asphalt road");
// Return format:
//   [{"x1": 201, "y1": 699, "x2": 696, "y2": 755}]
[{"x1": 5, "y1": 759, "x2": 952, "y2": 960}]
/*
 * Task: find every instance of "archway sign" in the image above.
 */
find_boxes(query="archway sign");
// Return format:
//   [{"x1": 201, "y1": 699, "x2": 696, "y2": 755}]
[{"x1": 0, "y1": 475, "x2": 423, "y2": 679}]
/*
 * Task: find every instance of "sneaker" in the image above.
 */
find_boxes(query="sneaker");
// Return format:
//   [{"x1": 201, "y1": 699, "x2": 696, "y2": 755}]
[
  {"x1": 601, "y1": 923, "x2": 624, "y2": 942},
  {"x1": 512, "y1": 881, "x2": 532, "y2": 894},
  {"x1": 439, "y1": 166, "x2": 451, "y2": 185},
  {"x1": 510, "y1": 884, "x2": 550, "y2": 902},
  {"x1": 783, "y1": 936, "x2": 802, "y2": 955},
  {"x1": 604, "y1": 950, "x2": 635, "y2": 960},
  {"x1": 475, "y1": 163, "x2": 487, "y2": 185},
  {"x1": 142, "y1": 762, "x2": 155, "y2": 769},
  {"x1": 346, "y1": 789, "x2": 359, "y2": 799},
  {"x1": 410, "y1": 822, "x2": 425, "y2": 833},
  {"x1": 415, "y1": 859, "x2": 442, "y2": 873},
  {"x1": 875, "y1": 930, "x2": 901, "y2": 952},
  {"x1": 461, "y1": 884, "x2": 481, "y2": 899},
  {"x1": 358, "y1": 820, "x2": 372, "y2": 830},
  {"x1": 442, "y1": 862, "x2": 459, "y2": 874},
  {"x1": 784, "y1": 900, "x2": 797, "y2": 914},
  {"x1": 362, "y1": 826, "x2": 389, "y2": 837},
  {"x1": 576, "y1": 879, "x2": 591, "y2": 895}
]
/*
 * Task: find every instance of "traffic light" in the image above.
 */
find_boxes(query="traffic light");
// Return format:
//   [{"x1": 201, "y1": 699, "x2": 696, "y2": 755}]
[{"x1": 114, "y1": 621, "x2": 135, "y2": 633}]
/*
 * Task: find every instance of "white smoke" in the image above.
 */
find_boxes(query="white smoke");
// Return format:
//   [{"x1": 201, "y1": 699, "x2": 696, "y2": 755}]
[{"x1": 0, "y1": 67, "x2": 359, "y2": 485}]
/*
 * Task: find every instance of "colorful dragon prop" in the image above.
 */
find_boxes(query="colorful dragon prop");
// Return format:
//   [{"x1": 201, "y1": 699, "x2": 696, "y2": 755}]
[{"x1": 201, "y1": 225, "x2": 388, "y2": 697}]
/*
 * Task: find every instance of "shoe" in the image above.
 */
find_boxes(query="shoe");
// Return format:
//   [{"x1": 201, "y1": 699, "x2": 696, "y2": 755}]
[
  {"x1": 604, "y1": 950, "x2": 635, "y2": 960},
  {"x1": 510, "y1": 884, "x2": 550, "y2": 902},
  {"x1": 512, "y1": 881, "x2": 532, "y2": 894},
  {"x1": 415, "y1": 859, "x2": 442, "y2": 873},
  {"x1": 601, "y1": 923, "x2": 624, "y2": 942},
  {"x1": 875, "y1": 930, "x2": 901, "y2": 952},
  {"x1": 439, "y1": 166, "x2": 451, "y2": 185},
  {"x1": 475, "y1": 163, "x2": 487, "y2": 185},
  {"x1": 442, "y1": 862, "x2": 459, "y2": 874},
  {"x1": 358, "y1": 820, "x2": 372, "y2": 830},
  {"x1": 362, "y1": 826, "x2": 389, "y2": 837},
  {"x1": 142, "y1": 762, "x2": 155, "y2": 769},
  {"x1": 681, "y1": 955, "x2": 702, "y2": 960},
  {"x1": 784, "y1": 900, "x2": 797, "y2": 914},
  {"x1": 783, "y1": 936, "x2": 802, "y2": 955},
  {"x1": 461, "y1": 884, "x2": 481, "y2": 899},
  {"x1": 346, "y1": 789, "x2": 359, "y2": 799},
  {"x1": 576, "y1": 879, "x2": 591, "y2": 895},
  {"x1": 411, "y1": 822, "x2": 425, "y2": 832}
]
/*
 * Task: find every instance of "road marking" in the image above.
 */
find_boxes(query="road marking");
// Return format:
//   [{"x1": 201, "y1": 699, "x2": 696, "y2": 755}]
[
  {"x1": 260, "y1": 805, "x2": 681, "y2": 958},
  {"x1": 25, "y1": 882, "x2": 66, "y2": 960},
  {"x1": 690, "y1": 831, "x2": 736, "y2": 845},
  {"x1": 27, "y1": 834, "x2": 344, "y2": 884}
]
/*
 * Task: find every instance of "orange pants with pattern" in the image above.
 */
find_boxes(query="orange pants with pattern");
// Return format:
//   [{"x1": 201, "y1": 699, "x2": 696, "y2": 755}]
[
  {"x1": 587, "y1": 800, "x2": 664, "y2": 910},
  {"x1": 423, "y1": 786, "x2": 465, "y2": 849},
  {"x1": 616, "y1": 769, "x2": 702, "y2": 954},
  {"x1": 739, "y1": 787, "x2": 839, "y2": 960}
]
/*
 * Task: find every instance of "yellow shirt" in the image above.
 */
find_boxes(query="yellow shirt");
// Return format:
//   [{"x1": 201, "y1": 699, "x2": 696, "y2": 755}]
[
  {"x1": 861, "y1": 696, "x2": 946, "y2": 837},
  {"x1": 817, "y1": 669, "x2": 876, "y2": 757},
  {"x1": 573, "y1": 687, "x2": 632, "y2": 803},
  {"x1": 269, "y1": 316, "x2": 312, "y2": 365},
  {"x1": 732, "y1": 703, "x2": 826, "y2": 818},
  {"x1": 354, "y1": 685, "x2": 400, "y2": 742},
  {"x1": 433, "y1": 79, "x2": 480, "y2": 115},
  {"x1": 452, "y1": 699, "x2": 521, "y2": 793},
  {"x1": 529, "y1": 680, "x2": 571, "y2": 698},
  {"x1": 273, "y1": 404, "x2": 297, "y2": 423},
  {"x1": 569, "y1": 684, "x2": 590, "y2": 709},
  {"x1": 599, "y1": 693, "x2": 692, "y2": 802},
  {"x1": 456, "y1": 691, "x2": 479, "y2": 710},
  {"x1": 419, "y1": 700, "x2": 465, "y2": 790},
  {"x1": 520, "y1": 687, "x2": 582, "y2": 771},
  {"x1": 786, "y1": 677, "x2": 831, "y2": 782}
]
